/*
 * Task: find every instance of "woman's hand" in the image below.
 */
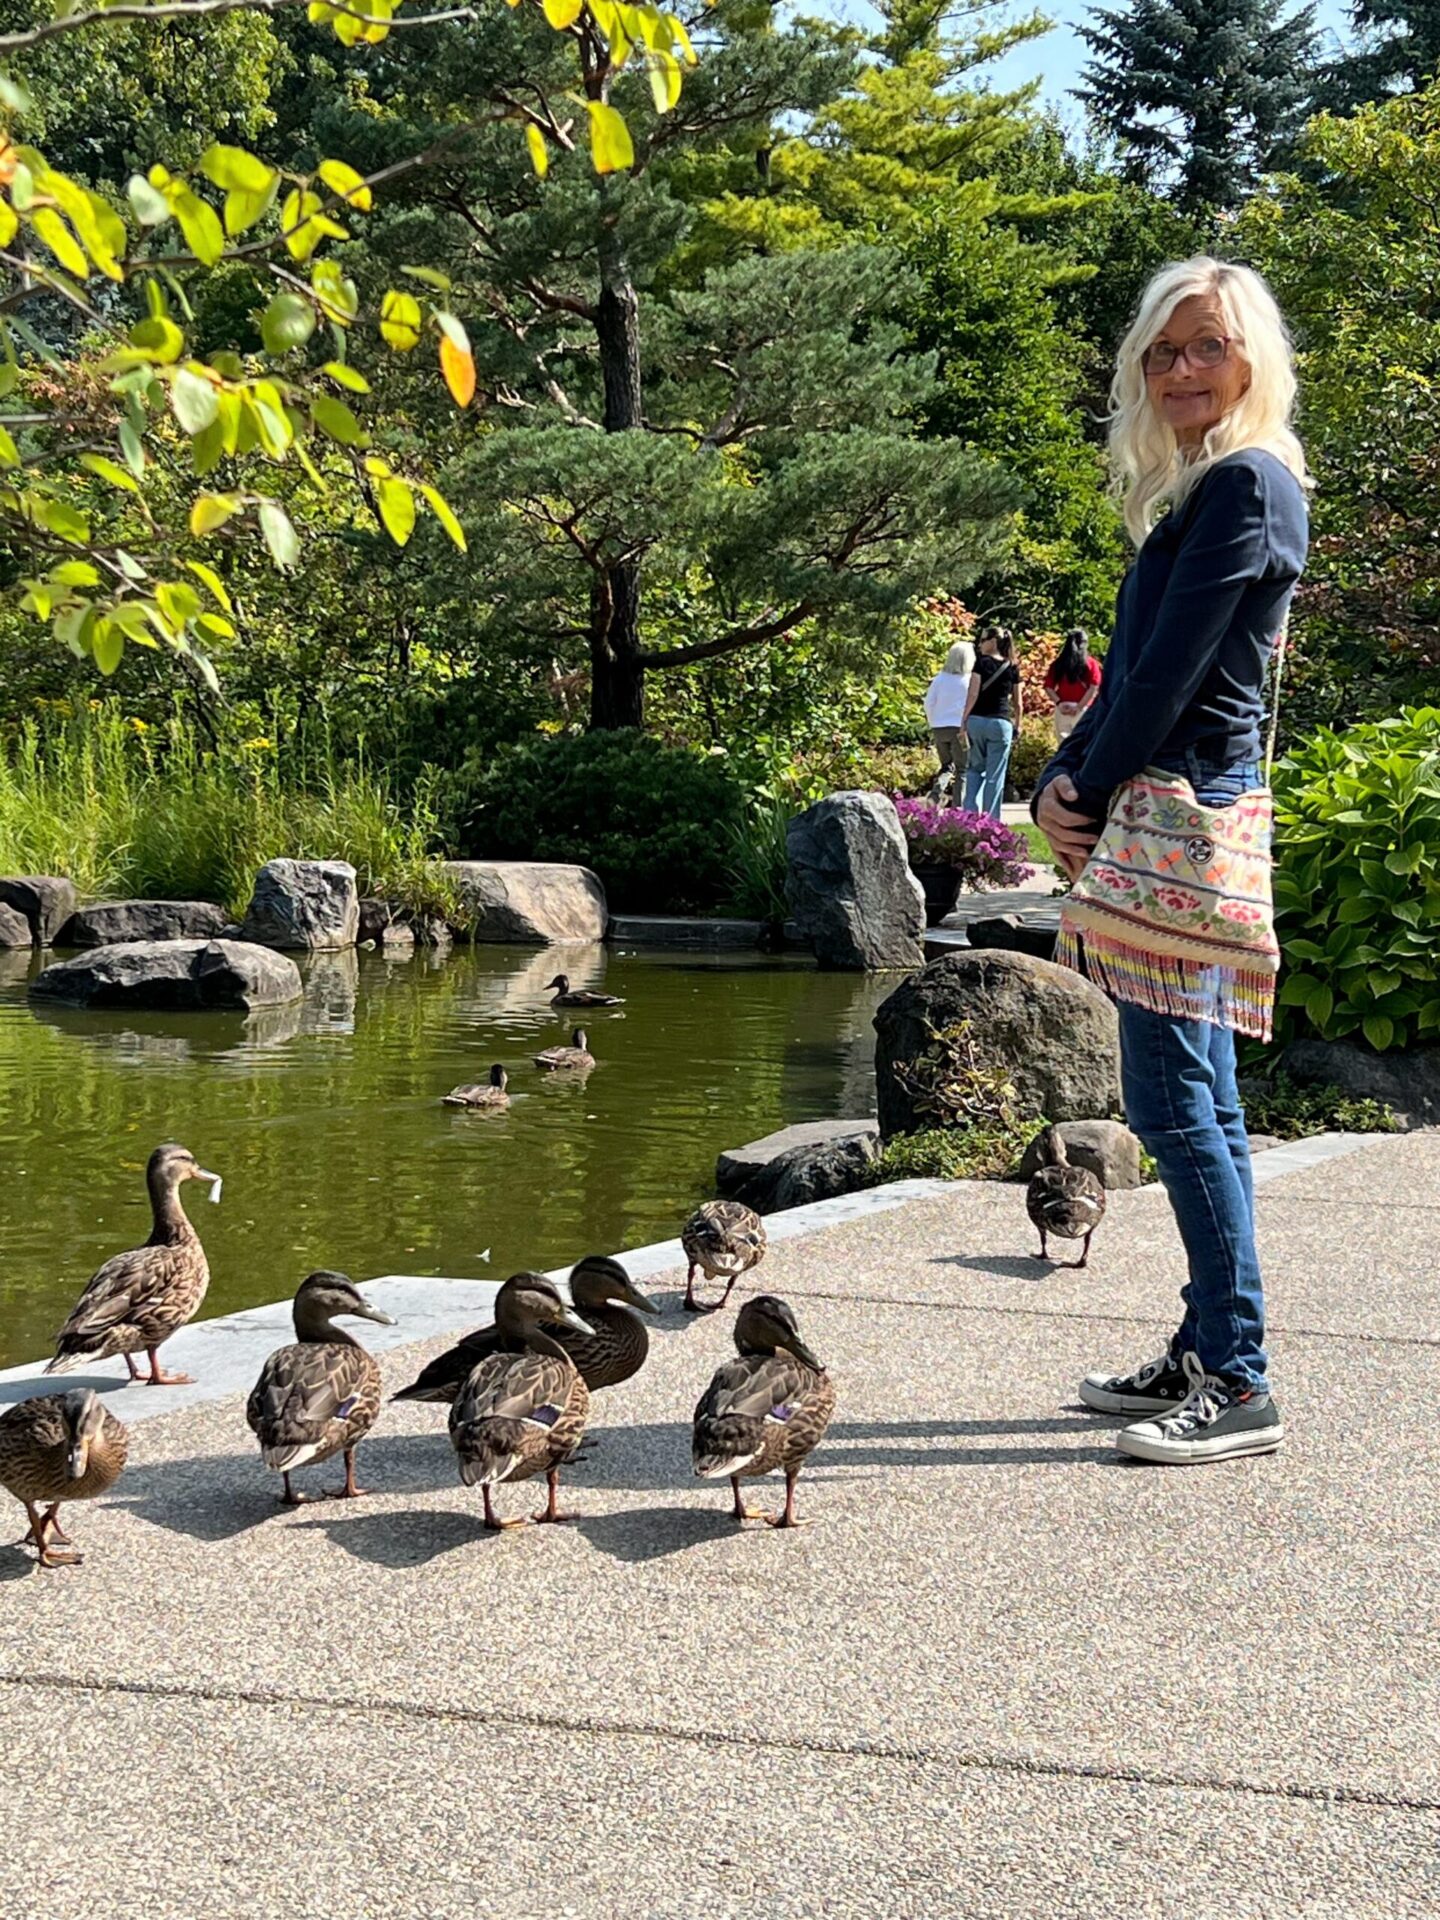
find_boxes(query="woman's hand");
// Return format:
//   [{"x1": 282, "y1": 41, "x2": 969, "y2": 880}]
[{"x1": 1036, "y1": 774, "x2": 1100, "y2": 879}]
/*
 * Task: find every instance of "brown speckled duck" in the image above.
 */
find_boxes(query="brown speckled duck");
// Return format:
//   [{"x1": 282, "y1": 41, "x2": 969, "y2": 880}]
[
  {"x1": 246, "y1": 1271, "x2": 396, "y2": 1505},
  {"x1": 394, "y1": 1253, "x2": 657, "y2": 1404},
  {"x1": 692, "y1": 1296, "x2": 836, "y2": 1528},
  {"x1": 0, "y1": 1388, "x2": 129, "y2": 1568},
  {"x1": 442, "y1": 1065, "x2": 510, "y2": 1110},
  {"x1": 448, "y1": 1273, "x2": 593, "y2": 1530},
  {"x1": 1026, "y1": 1126, "x2": 1106, "y2": 1268},
  {"x1": 680, "y1": 1200, "x2": 767, "y2": 1313},
  {"x1": 46, "y1": 1142, "x2": 221, "y2": 1386},
  {"x1": 534, "y1": 1027, "x2": 594, "y2": 1071},
  {"x1": 547, "y1": 974, "x2": 624, "y2": 1008}
]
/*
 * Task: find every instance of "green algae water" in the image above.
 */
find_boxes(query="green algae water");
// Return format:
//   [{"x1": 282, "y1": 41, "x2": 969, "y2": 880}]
[{"x1": 0, "y1": 942, "x2": 891, "y2": 1368}]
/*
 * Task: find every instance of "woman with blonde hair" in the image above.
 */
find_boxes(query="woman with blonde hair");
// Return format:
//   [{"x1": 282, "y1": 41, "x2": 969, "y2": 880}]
[
  {"x1": 1033, "y1": 257, "x2": 1310, "y2": 1466},
  {"x1": 923, "y1": 635, "x2": 975, "y2": 799}
]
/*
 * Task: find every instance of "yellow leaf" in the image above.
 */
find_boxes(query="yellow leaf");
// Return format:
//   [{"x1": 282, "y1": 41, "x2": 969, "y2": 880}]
[
  {"x1": 376, "y1": 474, "x2": 416, "y2": 546},
  {"x1": 587, "y1": 101, "x2": 635, "y2": 176},
  {"x1": 79, "y1": 453, "x2": 140, "y2": 492},
  {"x1": 526, "y1": 123, "x2": 550, "y2": 178},
  {"x1": 420, "y1": 482, "x2": 467, "y2": 553},
  {"x1": 184, "y1": 559, "x2": 233, "y2": 613},
  {"x1": 667, "y1": 12, "x2": 697, "y2": 64},
  {"x1": 0, "y1": 197, "x2": 16, "y2": 247},
  {"x1": 0, "y1": 425, "x2": 17, "y2": 466},
  {"x1": 281, "y1": 188, "x2": 328, "y2": 263},
  {"x1": 648, "y1": 48, "x2": 681, "y2": 113},
  {"x1": 439, "y1": 334, "x2": 477, "y2": 408},
  {"x1": 317, "y1": 158, "x2": 373, "y2": 212},
  {"x1": 190, "y1": 493, "x2": 240, "y2": 535},
  {"x1": 542, "y1": 0, "x2": 582, "y2": 23},
  {"x1": 30, "y1": 207, "x2": 88, "y2": 278},
  {"x1": 380, "y1": 289, "x2": 423, "y2": 351}
]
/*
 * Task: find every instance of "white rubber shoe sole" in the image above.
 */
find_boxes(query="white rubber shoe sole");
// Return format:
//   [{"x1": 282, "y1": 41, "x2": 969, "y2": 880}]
[
  {"x1": 1116, "y1": 1420, "x2": 1285, "y2": 1465},
  {"x1": 1079, "y1": 1377, "x2": 1187, "y2": 1416}
]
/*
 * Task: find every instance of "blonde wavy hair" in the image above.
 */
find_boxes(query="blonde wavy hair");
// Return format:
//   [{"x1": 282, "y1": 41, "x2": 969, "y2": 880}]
[{"x1": 1109, "y1": 257, "x2": 1311, "y2": 544}]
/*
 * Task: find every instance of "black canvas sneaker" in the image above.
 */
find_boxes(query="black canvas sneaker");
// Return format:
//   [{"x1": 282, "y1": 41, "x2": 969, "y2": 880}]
[
  {"x1": 1079, "y1": 1347, "x2": 1192, "y2": 1415},
  {"x1": 1116, "y1": 1353, "x2": 1284, "y2": 1465}
]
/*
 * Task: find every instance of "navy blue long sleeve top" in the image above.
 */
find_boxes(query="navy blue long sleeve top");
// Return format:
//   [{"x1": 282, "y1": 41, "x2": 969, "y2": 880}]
[{"x1": 1034, "y1": 448, "x2": 1309, "y2": 826}]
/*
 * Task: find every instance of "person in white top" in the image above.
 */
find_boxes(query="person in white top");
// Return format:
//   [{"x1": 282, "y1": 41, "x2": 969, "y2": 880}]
[{"x1": 923, "y1": 639, "x2": 975, "y2": 799}]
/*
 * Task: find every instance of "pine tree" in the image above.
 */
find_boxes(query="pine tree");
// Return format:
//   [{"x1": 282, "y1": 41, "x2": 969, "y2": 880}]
[
  {"x1": 1076, "y1": 0, "x2": 1320, "y2": 212},
  {"x1": 1322, "y1": 3, "x2": 1440, "y2": 107}
]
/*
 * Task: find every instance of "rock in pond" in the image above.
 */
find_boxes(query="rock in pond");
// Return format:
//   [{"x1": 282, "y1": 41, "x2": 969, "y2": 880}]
[
  {"x1": 29, "y1": 938, "x2": 303, "y2": 1011},
  {"x1": 0, "y1": 901, "x2": 32, "y2": 949},
  {"x1": 717, "y1": 1118, "x2": 880, "y2": 1199},
  {"x1": 57, "y1": 898, "x2": 229, "y2": 948},
  {"x1": 358, "y1": 897, "x2": 416, "y2": 952},
  {"x1": 1016, "y1": 1118, "x2": 1143, "y2": 1190},
  {"x1": 785, "y1": 791, "x2": 926, "y2": 971},
  {"x1": 0, "y1": 875, "x2": 77, "y2": 947},
  {"x1": 240, "y1": 859, "x2": 359, "y2": 951},
  {"x1": 874, "y1": 949, "x2": 1121, "y2": 1138},
  {"x1": 731, "y1": 1132, "x2": 879, "y2": 1215},
  {"x1": 443, "y1": 860, "x2": 607, "y2": 945}
]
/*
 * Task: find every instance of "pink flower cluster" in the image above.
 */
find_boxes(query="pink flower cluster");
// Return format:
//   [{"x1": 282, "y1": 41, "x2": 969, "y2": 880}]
[{"x1": 892, "y1": 794, "x2": 1031, "y2": 889}]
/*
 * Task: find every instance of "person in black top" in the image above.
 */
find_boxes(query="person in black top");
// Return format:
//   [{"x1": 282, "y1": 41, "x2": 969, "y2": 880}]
[{"x1": 961, "y1": 627, "x2": 1022, "y2": 818}]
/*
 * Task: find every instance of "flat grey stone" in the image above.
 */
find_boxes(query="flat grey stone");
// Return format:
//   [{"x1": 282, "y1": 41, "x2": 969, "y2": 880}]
[
  {"x1": 57, "y1": 899, "x2": 228, "y2": 948},
  {"x1": 0, "y1": 874, "x2": 76, "y2": 946},
  {"x1": 0, "y1": 901, "x2": 31, "y2": 948},
  {"x1": 1248, "y1": 1132, "x2": 1284, "y2": 1154},
  {"x1": 1016, "y1": 1117, "x2": 1143, "y2": 1189},
  {"x1": 717, "y1": 1118, "x2": 880, "y2": 1197},
  {"x1": 240, "y1": 858, "x2": 359, "y2": 951},
  {"x1": 733, "y1": 1132, "x2": 879, "y2": 1213},
  {"x1": 609, "y1": 914, "x2": 763, "y2": 950},
  {"x1": 785, "y1": 790, "x2": 926, "y2": 970},
  {"x1": 874, "y1": 948, "x2": 1121, "y2": 1137},
  {"x1": 1278, "y1": 1036, "x2": 1437, "y2": 1124},
  {"x1": 443, "y1": 859, "x2": 607, "y2": 945},
  {"x1": 27, "y1": 938, "x2": 303, "y2": 1011},
  {"x1": 964, "y1": 911, "x2": 1060, "y2": 963}
]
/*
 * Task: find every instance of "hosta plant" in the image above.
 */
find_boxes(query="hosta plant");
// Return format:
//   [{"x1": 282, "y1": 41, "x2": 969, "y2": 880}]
[{"x1": 1271, "y1": 708, "x2": 1440, "y2": 1052}]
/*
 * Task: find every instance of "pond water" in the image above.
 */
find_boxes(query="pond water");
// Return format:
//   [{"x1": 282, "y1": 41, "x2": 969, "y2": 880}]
[{"x1": 0, "y1": 942, "x2": 892, "y2": 1369}]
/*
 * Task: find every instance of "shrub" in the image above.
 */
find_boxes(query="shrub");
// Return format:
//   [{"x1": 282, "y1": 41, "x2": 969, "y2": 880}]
[
  {"x1": 443, "y1": 731, "x2": 746, "y2": 914},
  {"x1": 1240, "y1": 1074, "x2": 1400, "y2": 1141},
  {"x1": 1272, "y1": 708, "x2": 1440, "y2": 1052},
  {"x1": 723, "y1": 786, "x2": 791, "y2": 927},
  {"x1": 864, "y1": 1121, "x2": 1033, "y2": 1183},
  {"x1": 1007, "y1": 715, "x2": 1056, "y2": 798},
  {"x1": 892, "y1": 797, "x2": 1030, "y2": 886}
]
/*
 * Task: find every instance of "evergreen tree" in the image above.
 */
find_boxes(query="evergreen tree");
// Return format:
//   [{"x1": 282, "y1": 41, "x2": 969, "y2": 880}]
[
  {"x1": 1321, "y1": 3, "x2": 1440, "y2": 108},
  {"x1": 1076, "y1": 0, "x2": 1321, "y2": 211}
]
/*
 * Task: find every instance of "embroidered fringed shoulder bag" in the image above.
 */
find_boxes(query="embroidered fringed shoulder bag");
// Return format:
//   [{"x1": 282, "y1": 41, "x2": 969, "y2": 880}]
[{"x1": 1054, "y1": 626, "x2": 1287, "y2": 1043}]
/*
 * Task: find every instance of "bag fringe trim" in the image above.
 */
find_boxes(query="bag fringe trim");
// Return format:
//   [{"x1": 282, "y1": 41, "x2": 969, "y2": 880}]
[{"x1": 1054, "y1": 924, "x2": 1274, "y2": 1042}]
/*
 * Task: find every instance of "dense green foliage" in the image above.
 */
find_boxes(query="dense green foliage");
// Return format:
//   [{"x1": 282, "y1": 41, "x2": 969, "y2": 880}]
[
  {"x1": 1272, "y1": 710, "x2": 1440, "y2": 1052},
  {"x1": 443, "y1": 730, "x2": 747, "y2": 914},
  {"x1": 1322, "y1": 1, "x2": 1440, "y2": 108},
  {"x1": 863, "y1": 1121, "x2": 1034, "y2": 1184},
  {"x1": 1078, "y1": 0, "x2": 1320, "y2": 210}
]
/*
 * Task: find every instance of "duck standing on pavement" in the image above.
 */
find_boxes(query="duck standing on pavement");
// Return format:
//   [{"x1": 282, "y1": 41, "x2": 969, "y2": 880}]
[
  {"x1": 680, "y1": 1200, "x2": 767, "y2": 1313},
  {"x1": 0, "y1": 1388, "x2": 129, "y2": 1568},
  {"x1": 1025, "y1": 1126, "x2": 1106, "y2": 1268},
  {"x1": 692, "y1": 1296, "x2": 836, "y2": 1528}
]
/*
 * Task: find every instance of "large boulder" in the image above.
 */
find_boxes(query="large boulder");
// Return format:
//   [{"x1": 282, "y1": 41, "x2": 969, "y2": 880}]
[
  {"x1": 57, "y1": 898, "x2": 229, "y2": 949},
  {"x1": 1277, "y1": 1036, "x2": 1438, "y2": 1126},
  {"x1": 0, "y1": 901, "x2": 31, "y2": 949},
  {"x1": 29, "y1": 938, "x2": 303, "y2": 1011},
  {"x1": 716, "y1": 1118, "x2": 880, "y2": 1198},
  {"x1": 1016, "y1": 1118, "x2": 1143, "y2": 1190},
  {"x1": 0, "y1": 875, "x2": 77, "y2": 947},
  {"x1": 874, "y1": 949, "x2": 1121, "y2": 1138},
  {"x1": 785, "y1": 791, "x2": 926, "y2": 971},
  {"x1": 732, "y1": 1133, "x2": 879, "y2": 1215},
  {"x1": 240, "y1": 859, "x2": 359, "y2": 951},
  {"x1": 443, "y1": 860, "x2": 607, "y2": 945}
]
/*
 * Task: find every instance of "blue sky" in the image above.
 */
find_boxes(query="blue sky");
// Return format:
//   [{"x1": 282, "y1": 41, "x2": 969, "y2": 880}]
[{"x1": 826, "y1": 2, "x2": 1356, "y2": 125}]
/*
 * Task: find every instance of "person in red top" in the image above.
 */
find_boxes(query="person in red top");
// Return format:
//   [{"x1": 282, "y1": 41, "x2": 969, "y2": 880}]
[{"x1": 1042, "y1": 628, "x2": 1103, "y2": 742}]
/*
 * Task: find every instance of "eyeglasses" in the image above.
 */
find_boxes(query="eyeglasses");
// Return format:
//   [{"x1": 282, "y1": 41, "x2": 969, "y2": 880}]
[{"x1": 1142, "y1": 334, "x2": 1233, "y2": 376}]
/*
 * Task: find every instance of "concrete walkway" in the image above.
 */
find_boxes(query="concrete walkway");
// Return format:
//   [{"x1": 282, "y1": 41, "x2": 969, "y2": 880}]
[{"x1": 2, "y1": 1132, "x2": 1438, "y2": 1918}]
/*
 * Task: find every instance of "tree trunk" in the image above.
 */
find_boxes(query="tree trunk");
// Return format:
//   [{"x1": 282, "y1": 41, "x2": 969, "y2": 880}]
[{"x1": 589, "y1": 201, "x2": 646, "y2": 731}]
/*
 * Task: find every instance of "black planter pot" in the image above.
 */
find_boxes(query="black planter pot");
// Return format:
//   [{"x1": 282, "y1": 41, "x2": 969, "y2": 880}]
[{"x1": 913, "y1": 862, "x2": 962, "y2": 926}]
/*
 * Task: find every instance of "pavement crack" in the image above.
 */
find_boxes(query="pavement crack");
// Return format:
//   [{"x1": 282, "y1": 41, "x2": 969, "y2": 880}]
[{"x1": 4, "y1": 1668, "x2": 1436, "y2": 1816}]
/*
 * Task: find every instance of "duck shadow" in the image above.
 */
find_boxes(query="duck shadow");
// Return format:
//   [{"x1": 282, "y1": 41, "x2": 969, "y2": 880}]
[
  {"x1": 289, "y1": 1506, "x2": 494, "y2": 1566},
  {"x1": 575, "y1": 1505, "x2": 739, "y2": 1563},
  {"x1": 114, "y1": 1455, "x2": 300, "y2": 1542},
  {"x1": 0, "y1": 1543, "x2": 40, "y2": 1581},
  {"x1": 928, "y1": 1254, "x2": 1057, "y2": 1280}
]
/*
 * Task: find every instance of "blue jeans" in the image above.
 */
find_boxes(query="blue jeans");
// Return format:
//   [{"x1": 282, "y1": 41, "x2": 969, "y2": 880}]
[
  {"x1": 1115, "y1": 756, "x2": 1270, "y2": 1393},
  {"x1": 963, "y1": 716, "x2": 1013, "y2": 818}
]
